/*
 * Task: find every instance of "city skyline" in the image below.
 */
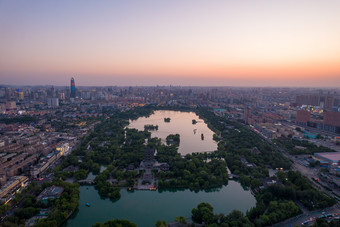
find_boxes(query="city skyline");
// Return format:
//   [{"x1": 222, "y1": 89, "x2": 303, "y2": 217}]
[{"x1": 1, "y1": 0, "x2": 340, "y2": 87}]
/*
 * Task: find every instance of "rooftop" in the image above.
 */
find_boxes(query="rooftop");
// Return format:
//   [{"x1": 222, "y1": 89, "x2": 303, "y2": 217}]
[{"x1": 315, "y1": 152, "x2": 340, "y2": 163}]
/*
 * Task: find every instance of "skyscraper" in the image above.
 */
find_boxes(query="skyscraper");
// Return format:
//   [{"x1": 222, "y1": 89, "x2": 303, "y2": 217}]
[
  {"x1": 244, "y1": 107, "x2": 251, "y2": 124},
  {"x1": 296, "y1": 110, "x2": 310, "y2": 126},
  {"x1": 70, "y1": 77, "x2": 76, "y2": 98}
]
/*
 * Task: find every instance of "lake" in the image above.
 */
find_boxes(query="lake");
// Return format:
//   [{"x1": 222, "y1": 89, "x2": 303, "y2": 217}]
[
  {"x1": 66, "y1": 181, "x2": 256, "y2": 227},
  {"x1": 128, "y1": 110, "x2": 217, "y2": 155},
  {"x1": 66, "y1": 111, "x2": 256, "y2": 227}
]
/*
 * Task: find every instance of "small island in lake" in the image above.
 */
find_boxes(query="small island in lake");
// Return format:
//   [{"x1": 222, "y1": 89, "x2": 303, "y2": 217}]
[
  {"x1": 166, "y1": 134, "x2": 180, "y2": 146},
  {"x1": 144, "y1": 124, "x2": 158, "y2": 130},
  {"x1": 164, "y1": 117, "x2": 171, "y2": 122}
]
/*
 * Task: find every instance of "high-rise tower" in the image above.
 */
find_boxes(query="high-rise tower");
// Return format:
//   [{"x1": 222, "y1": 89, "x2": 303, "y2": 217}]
[
  {"x1": 70, "y1": 77, "x2": 76, "y2": 98},
  {"x1": 244, "y1": 107, "x2": 251, "y2": 124}
]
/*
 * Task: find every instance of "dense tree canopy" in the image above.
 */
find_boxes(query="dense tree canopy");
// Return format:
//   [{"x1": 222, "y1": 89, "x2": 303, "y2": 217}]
[
  {"x1": 48, "y1": 106, "x2": 336, "y2": 227},
  {"x1": 93, "y1": 219, "x2": 137, "y2": 227}
]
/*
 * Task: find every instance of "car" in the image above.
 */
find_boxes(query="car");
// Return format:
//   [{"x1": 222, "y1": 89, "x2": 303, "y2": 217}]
[{"x1": 302, "y1": 220, "x2": 311, "y2": 226}]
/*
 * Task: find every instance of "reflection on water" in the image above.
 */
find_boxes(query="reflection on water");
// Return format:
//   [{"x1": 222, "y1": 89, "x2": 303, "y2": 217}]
[
  {"x1": 128, "y1": 110, "x2": 217, "y2": 155},
  {"x1": 66, "y1": 181, "x2": 256, "y2": 227}
]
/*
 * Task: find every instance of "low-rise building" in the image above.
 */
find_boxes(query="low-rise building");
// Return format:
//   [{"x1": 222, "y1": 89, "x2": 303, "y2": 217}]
[
  {"x1": 31, "y1": 154, "x2": 56, "y2": 178},
  {"x1": 0, "y1": 176, "x2": 28, "y2": 198},
  {"x1": 56, "y1": 143, "x2": 70, "y2": 157},
  {"x1": 314, "y1": 152, "x2": 340, "y2": 166},
  {"x1": 36, "y1": 186, "x2": 64, "y2": 201}
]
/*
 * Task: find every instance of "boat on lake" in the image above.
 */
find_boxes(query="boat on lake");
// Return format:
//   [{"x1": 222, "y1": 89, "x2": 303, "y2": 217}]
[{"x1": 86, "y1": 203, "x2": 91, "y2": 207}]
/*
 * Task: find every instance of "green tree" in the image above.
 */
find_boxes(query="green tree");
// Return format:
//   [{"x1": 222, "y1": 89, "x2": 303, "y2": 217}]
[
  {"x1": 74, "y1": 169, "x2": 87, "y2": 180},
  {"x1": 192, "y1": 202, "x2": 214, "y2": 224},
  {"x1": 155, "y1": 220, "x2": 167, "y2": 227},
  {"x1": 174, "y1": 216, "x2": 187, "y2": 224},
  {"x1": 250, "y1": 179, "x2": 262, "y2": 189},
  {"x1": 92, "y1": 219, "x2": 137, "y2": 227}
]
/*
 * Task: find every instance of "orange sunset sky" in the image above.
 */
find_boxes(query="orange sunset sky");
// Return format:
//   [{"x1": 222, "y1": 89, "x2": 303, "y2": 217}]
[{"x1": 0, "y1": 0, "x2": 340, "y2": 87}]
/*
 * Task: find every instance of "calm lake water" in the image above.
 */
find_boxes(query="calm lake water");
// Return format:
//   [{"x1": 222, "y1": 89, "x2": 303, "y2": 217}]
[
  {"x1": 128, "y1": 110, "x2": 217, "y2": 155},
  {"x1": 66, "y1": 182, "x2": 256, "y2": 227}
]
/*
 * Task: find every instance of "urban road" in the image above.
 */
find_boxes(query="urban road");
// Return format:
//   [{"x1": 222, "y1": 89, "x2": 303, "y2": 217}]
[
  {"x1": 275, "y1": 144, "x2": 340, "y2": 198},
  {"x1": 273, "y1": 204, "x2": 340, "y2": 227},
  {"x1": 273, "y1": 146, "x2": 340, "y2": 226},
  {"x1": 250, "y1": 126, "x2": 340, "y2": 226}
]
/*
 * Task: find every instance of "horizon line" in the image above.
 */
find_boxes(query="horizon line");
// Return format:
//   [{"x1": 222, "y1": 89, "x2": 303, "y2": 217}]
[{"x1": 1, "y1": 84, "x2": 340, "y2": 89}]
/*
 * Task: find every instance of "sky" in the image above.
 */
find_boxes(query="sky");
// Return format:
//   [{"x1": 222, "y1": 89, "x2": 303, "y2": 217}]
[{"x1": 0, "y1": 0, "x2": 340, "y2": 87}]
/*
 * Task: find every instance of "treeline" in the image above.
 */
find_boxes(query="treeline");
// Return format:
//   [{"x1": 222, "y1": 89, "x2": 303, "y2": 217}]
[
  {"x1": 243, "y1": 170, "x2": 334, "y2": 225},
  {"x1": 92, "y1": 219, "x2": 137, "y2": 227},
  {"x1": 275, "y1": 137, "x2": 336, "y2": 155},
  {"x1": 264, "y1": 171, "x2": 335, "y2": 210},
  {"x1": 191, "y1": 202, "x2": 255, "y2": 226},
  {"x1": 189, "y1": 201, "x2": 300, "y2": 226},
  {"x1": 198, "y1": 107, "x2": 291, "y2": 173}
]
